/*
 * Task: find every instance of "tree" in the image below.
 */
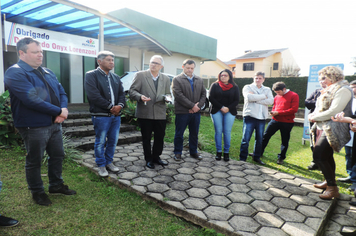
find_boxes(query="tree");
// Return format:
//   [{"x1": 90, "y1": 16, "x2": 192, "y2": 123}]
[
  {"x1": 351, "y1": 57, "x2": 356, "y2": 68},
  {"x1": 278, "y1": 64, "x2": 301, "y2": 77}
]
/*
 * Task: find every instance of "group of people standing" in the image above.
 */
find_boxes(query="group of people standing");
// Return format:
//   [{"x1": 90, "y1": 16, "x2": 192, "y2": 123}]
[
  {"x1": 210, "y1": 70, "x2": 299, "y2": 167},
  {"x1": 87, "y1": 54, "x2": 208, "y2": 173},
  {"x1": 3, "y1": 36, "x2": 353, "y2": 231}
]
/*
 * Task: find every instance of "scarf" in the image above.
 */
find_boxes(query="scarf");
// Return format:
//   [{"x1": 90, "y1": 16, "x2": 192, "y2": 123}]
[{"x1": 218, "y1": 81, "x2": 233, "y2": 91}]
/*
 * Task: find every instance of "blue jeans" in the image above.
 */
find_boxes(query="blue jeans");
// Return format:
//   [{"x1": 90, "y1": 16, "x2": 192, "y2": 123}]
[
  {"x1": 174, "y1": 113, "x2": 200, "y2": 154},
  {"x1": 211, "y1": 111, "x2": 235, "y2": 153},
  {"x1": 240, "y1": 116, "x2": 266, "y2": 161},
  {"x1": 345, "y1": 146, "x2": 353, "y2": 177},
  {"x1": 261, "y1": 119, "x2": 294, "y2": 160},
  {"x1": 92, "y1": 115, "x2": 121, "y2": 167},
  {"x1": 17, "y1": 124, "x2": 64, "y2": 193}
]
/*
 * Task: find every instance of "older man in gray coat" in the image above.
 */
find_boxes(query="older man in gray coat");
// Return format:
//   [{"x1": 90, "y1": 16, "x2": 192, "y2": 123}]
[{"x1": 129, "y1": 55, "x2": 171, "y2": 169}]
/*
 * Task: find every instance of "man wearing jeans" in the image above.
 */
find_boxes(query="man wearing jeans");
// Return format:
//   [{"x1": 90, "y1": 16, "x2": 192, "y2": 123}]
[
  {"x1": 4, "y1": 37, "x2": 76, "y2": 206},
  {"x1": 172, "y1": 59, "x2": 206, "y2": 161},
  {"x1": 261, "y1": 82, "x2": 299, "y2": 164},
  {"x1": 85, "y1": 51, "x2": 125, "y2": 177},
  {"x1": 239, "y1": 71, "x2": 274, "y2": 165}
]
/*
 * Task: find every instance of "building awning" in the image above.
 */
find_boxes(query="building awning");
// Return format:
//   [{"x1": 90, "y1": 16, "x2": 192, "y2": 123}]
[{"x1": 1, "y1": 0, "x2": 172, "y2": 55}]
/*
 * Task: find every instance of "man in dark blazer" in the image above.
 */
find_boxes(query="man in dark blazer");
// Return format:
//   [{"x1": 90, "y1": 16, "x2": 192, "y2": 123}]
[
  {"x1": 129, "y1": 55, "x2": 171, "y2": 169},
  {"x1": 172, "y1": 59, "x2": 207, "y2": 161}
]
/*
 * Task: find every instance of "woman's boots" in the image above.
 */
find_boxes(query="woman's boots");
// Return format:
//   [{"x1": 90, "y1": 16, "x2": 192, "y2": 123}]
[
  {"x1": 313, "y1": 181, "x2": 327, "y2": 190},
  {"x1": 223, "y1": 153, "x2": 229, "y2": 162},
  {"x1": 319, "y1": 186, "x2": 340, "y2": 200},
  {"x1": 215, "y1": 152, "x2": 229, "y2": 161},
  {"x1": 314, "y1": 181, "x2": 339, "y2": 199}
]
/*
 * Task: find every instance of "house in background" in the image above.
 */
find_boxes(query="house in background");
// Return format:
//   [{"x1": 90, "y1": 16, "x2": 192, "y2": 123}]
[
  {"x1": 200, "y1": 58, "x2": 231, "y2": 79},
  {"x1": 232, "y1": 48, "x2": 299, "y2": 78},
  {"x1": 224, "y1": 60, "x2": 236, "y2": 77}
]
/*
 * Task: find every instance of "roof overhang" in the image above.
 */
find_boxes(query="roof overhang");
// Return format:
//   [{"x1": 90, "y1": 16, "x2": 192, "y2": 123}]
[{"x1": 0, "y1": 0, "x2": 172, "y2": 55}]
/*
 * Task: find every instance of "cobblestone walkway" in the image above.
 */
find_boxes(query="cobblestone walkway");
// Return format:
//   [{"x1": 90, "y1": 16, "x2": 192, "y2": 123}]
[{"x1": 78, "y1": 143, "x2": 356, "y2": 236}]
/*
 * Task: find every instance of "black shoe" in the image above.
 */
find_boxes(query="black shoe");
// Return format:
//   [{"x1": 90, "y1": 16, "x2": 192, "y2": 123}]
[
  {"x1": 0, "y1": 215, "x2": 19, "y2": 227},
  {"x1": 307, "y1": 163, "x2": 319, "y2": 170},
  {"x1": 190, "y1": 153, "x2": 202, "y2": 160},
  {"x1": 153, "y1": 159, "x2": 168, "y2": 166},
  {"x1": 338, "y1": 177, "x2": 352, "y2": 183},
  {"x1": 173, "y1": 154, "x2": 182, "y2": 161},
  {"x1": 341, "y1": 230, "x2": 356, "y2": 236},
  {"x1": 49, "y1": 184, "x2": 76, "y2": 195},
  {"x1": 223, "y1": 153, "x2": 229, "y2": 162},
  {"x1": 349, "y1": 201, "x2": 356, "y2": 206},
  {"x1": 146, "y1": 162, "x2": 155, "y2": 169},
  {"x1": 277, "y1": 158, "x2": 284, "y2": 165},
  {"x1": 32, "y1": 192, "x2": 52, "y2": 206},
  {"x1": 215, "y1": 152, "x2": 222, "y2": 161},
  {"x1": 254, "y1": 159, "x2": 265, "y2": 165}
]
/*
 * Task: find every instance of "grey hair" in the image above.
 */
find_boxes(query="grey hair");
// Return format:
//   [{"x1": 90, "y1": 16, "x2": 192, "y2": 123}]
[
  {"x1": 150, "y1": 55, "x2": 164, "y2": 66},
  {"x1": 16, "y1": 37, "x2": 40, "y2": 56},
  {"x1": 255, "y1": 71, "x2": 265, "y2": 78},
  {"x1": 97, "y1": 51, "x2": 115, "y2": 61}
]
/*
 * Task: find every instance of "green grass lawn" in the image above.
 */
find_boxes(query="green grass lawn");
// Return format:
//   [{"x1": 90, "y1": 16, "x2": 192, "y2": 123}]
[
  {"x1": 0, "y1": 115, "x2": 352, "y2": 235},
  {"x1": 0, "y1": 148, "x2": 222, "y2": 236}
]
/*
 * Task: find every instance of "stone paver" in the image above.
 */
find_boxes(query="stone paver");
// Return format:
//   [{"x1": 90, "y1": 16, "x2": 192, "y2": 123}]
[{"x1": 78, "y1": 142, "x2": 353, "y2": 236}]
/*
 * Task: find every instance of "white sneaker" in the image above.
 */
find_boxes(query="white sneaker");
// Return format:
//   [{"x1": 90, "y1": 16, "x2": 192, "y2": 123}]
[
  {"x1": 98, "y1": 167, "x2": 108, "y2": 177},
  {"x1": 106, "y1": 163, "x2": 119, "y2": 172}
]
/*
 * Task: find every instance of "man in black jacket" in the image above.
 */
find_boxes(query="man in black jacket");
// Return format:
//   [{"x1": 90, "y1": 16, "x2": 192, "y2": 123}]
[{"x1": 85, "y1": 51, "x2": 125, "y2": 177}]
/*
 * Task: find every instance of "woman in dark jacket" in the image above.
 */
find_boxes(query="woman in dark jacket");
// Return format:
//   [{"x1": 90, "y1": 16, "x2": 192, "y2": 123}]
[{"x1": 209, "y1": 69, "x2": 239, "y2": 161}]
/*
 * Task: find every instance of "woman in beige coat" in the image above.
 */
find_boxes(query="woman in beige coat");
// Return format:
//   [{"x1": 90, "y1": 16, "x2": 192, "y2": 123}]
[{"x1": 308, "y1": 66, "x2": 353, "y2": 200}]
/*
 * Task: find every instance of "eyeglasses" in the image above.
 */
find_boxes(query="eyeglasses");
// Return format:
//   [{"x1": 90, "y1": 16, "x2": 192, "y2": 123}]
[
  {"x1": 150, "y1": 61, "x2": 161, "y2": 65},
  {"x1": 320, "y1": 77, "x2": 327, "y2": 80},
  {"x1": 220, "y1": 74, "x2": 229, "y2": 77}
]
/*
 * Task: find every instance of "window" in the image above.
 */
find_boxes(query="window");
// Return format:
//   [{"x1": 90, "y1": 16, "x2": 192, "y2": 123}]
[
  {"x1": 176, "y1": 68, "x2": 183, "y2": 74},
  {"x1": 243, "y1": 63, "x2": 254, "y2": 71},
  {"x1": 273, "y1": 63, "x2": 279, "y2": 70}
]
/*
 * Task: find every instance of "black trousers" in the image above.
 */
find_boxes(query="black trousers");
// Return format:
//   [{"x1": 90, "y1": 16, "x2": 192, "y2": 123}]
[
  {"x1": 261, "y1": 120, "x2": 294, "y2": 160},
  {"x1": 138, "y1": 118, "x2": 166, "y2": 162},
  {"x1": 313, "y1": 130, "x2": 336, "y2": 186}
]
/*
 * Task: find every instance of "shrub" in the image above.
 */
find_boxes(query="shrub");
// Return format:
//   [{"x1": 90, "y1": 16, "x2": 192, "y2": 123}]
[
  {"x1": 0, "y1": 91, "x2": 22, "y2": 147},
  {"x1": 43, "y1": 132, "x2": 82, "y2": 165},
  {"x1": 122, "y1": 96, "x2": 176, "y2": 125},
  {"x1": 121, "y1": 96, "x2": 138, "y2": 125}
]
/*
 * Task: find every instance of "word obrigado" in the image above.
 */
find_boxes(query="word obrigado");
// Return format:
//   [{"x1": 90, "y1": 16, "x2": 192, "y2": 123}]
[
  {"x1": 16, "y1": 28, "x2": 50, "y2": 40},
  {"x1": 13, "y1": 37, "x2": 97, "y2": 55}
]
